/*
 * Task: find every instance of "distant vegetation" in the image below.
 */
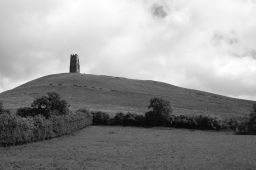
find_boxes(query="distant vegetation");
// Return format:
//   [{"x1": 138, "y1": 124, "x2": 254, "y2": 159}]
[
  {"x1": 92, "y1": 97, "x2": 240, "y2": 131},
  {"x1": 236, "y1": 103, "x2": 256, "y2": 134},
  {"x1": 0, "y1": 93, "x2": 92, "y2": 146},
  {"x1": 1, "y1": 93, "x2": 256, "y2": 147},
  {"x1": 145, "y1": 97, "x2": 172, "y2": 126},
  {"x1": 17, "y1": 92, "x2": 70, "y2": 118}
]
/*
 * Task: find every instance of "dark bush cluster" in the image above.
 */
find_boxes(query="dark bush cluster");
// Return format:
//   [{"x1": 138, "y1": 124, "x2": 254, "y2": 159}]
[
  {"x1": 236, "y1": 103, "x2": 256, "y2": 134},
  {"x1": 91, "y1": 111, "x2": 226, "y2": 130},
  {"x1": 248, "y1": 103, "x2": 256, "y2": 131},
  {"x1": 111, "y1": 112, "x2": 145, "y2": 126},
  {"x1": 170, "y1": 115, "x2": 222, "y2": 130},
  {"x1": 91, "y1": 98, "x2": 226, "y2": 130},
  {"x1": 0, "y1": 111, "x2": 92, "y2": 146},
  {"x1": 92, "y1": 111, "x2": 110, "y2": 125},
  {"x1": 91, "y1": 112, "x2": 146, "y2": 126},
  {"x1": 221, "y1": 118, "x2": 239, "y2": 130},
  {"x1": 17, "y1": 92, "x2": 70, "y2": 118}
]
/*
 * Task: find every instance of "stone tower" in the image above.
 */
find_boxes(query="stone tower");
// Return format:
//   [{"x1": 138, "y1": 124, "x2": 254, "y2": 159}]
[{"x1": 70, "y1": 54, "x2": 80, "y2": 73}]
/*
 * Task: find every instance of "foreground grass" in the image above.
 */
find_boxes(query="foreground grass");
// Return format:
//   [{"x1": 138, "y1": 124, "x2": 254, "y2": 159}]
[{"x1": 0, "y1": 126, "x2": 256, "y2": 170}]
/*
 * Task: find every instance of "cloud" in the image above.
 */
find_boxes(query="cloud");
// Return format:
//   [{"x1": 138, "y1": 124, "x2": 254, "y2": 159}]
[
  {"x1": 1, "y1": 0, "x2": 256, "y2": 100},
  {"x1": 151, "y1": 3, "x2": 169, "y2": 18}
]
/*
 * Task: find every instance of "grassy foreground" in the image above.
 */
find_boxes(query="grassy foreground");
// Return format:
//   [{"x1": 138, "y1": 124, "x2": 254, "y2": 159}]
[{"x1": 0, "y1": 126, "x2": 255, "y2": 170}]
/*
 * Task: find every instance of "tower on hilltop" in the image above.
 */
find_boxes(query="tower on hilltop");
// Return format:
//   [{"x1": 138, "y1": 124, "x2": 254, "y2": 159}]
[{"x1": 70, "y1": 54, "x2": 80, "y2": 73}]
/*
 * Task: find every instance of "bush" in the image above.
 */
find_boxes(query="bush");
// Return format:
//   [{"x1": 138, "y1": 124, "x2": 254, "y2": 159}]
[
  {"x1": 123, "y1": 112, "x2": 145, "y2": 126},
  {"x1": 16, "y1": 92, "x2": 70, "y2": 118},
  {"x1": 0, "y1": 113, "x2": 35, "y2": 146},
  {"x1": 91, "y1": 111, "x2": 146, "y2": 127},
  {"x1": 169, "y1": 115, "x2": 222, "y2": 130},
  {"x1": 145, "y1": 98, "x2": 172, "y2": 126},
  {"x1": 222, "y1": 118, "x2": 239, "y2": 130},
  {"x1": 235, "y1": 103, "x2": 256, "y2": 134},
  {"x1": 236, "y1": 119, "x2": 250, "y2": 134},
  {"x1": 111, "y1": 112, "x2": 125, "y2": 125},
  {"x1": 31, "y1": 92, "x2": 70, "y2": 118},
  {"x1": 92, "y1": 111, "x2": 110, "y2": 125},
  {"x1": 90, "y1": 110, "x2": 224, "y2": 130},
  {"x1": 0, "y1": 111, "x2": 92, "y2": 146},
  {"x1": 16, "y1": 107, "x2": 37, "y2": 117},
  {"x1": 248, "y1": 103, "x2": 256, "y2": 131}
]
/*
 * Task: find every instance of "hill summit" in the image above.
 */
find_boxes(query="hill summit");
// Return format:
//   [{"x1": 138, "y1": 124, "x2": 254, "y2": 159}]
[{"x1": 0, "y1": 54, "x2": 254, "y2": 118}]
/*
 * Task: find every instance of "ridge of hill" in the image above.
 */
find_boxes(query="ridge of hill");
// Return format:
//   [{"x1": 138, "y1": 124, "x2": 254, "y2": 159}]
[{"x1": 0, "y1": 73, "x2": 254, "y2": 118}]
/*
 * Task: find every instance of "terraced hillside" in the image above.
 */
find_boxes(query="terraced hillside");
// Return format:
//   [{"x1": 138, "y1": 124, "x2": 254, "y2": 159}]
[{"x1": 0, "y1": 73, "x2": 254, "y2": 118}]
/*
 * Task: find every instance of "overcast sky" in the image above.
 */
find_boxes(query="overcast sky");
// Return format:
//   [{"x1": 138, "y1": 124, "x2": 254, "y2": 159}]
[{"x1": 1, "y1": 0, "x2": 256, "y2": 100}]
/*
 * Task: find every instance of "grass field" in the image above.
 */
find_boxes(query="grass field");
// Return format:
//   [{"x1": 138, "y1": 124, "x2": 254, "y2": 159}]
[{"x1": 0, "y1": 126, "x2": 255, "y2": 170}]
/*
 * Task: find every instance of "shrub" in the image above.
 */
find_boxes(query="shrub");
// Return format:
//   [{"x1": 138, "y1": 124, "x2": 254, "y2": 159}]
[
  {"x1": 111, "y1": 112, "x2": 126, "y2": 125},
  {"x1": 170, "y1": 115, "x2": 222, "y2": 130},
  {"x1": 236, "y1": 103, "x2": 256, "y2": 134},
  {"x1": 123, "y1": 112, "x2": 145, "y2": 126},
  {"x1": 16, "y1": 107, "x2": 37, "y2": 117},
  {"x1": 236, "y1": 119, "x2": 250, "y2": 134},
  {"x1": 31, "y1": 92, "x2": 70, "y2": 118},
  {"x1": 248, "y1": 103, "x2": 256, "y2": 131},
  {"x1": 16, "y1": 92, "x2": 70, "y2": 118},
  {"x1": 92, "y1": 111, "x2": 110, "y2": 125},
  {"x1": 145, "y1": 97, "x2": 172, "y2": 126},
  {"x1": 32, "y1": 115, "x2": 54, "y2": 140},
  {"x1": 170, "y1": 115, "x2": 197, "y2": 129},
  {"x1": 0, "y1": 113, "x2": 35, "y2": 145},
  {"x1": 194, "y1": 115, "x2": 222, "y2": 130},
  {"x1": 91, "y1": 111, "x2": 146, "y2": 127},
  {"x1": 0, "y1": 111, "x2": 92, "y2": 146},
  {"x1": 222, "y1": 118, "x2": 239, "y2": 130}
]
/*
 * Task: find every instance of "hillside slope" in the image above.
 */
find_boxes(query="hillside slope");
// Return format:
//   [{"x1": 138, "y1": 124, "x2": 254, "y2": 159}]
[{"x1": 0, "y1": 73, "x2": 254, "y2": 118}]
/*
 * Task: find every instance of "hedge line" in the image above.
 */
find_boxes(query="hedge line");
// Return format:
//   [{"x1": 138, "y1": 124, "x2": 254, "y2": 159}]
[
  {"x1": 0, "y1": 111, "x2": 92, "y2": 146},
  {"x1": 92, "y1": 111, "x2": 239, "y2": 131}
]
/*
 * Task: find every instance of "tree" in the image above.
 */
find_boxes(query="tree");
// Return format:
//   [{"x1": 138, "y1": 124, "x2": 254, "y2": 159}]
[
  {"x1": 31, "y1": 92, "x2": 70, "y2": 118},
  {"x1": 145, "y1": 97, "x2": 172, "y2": 126}
]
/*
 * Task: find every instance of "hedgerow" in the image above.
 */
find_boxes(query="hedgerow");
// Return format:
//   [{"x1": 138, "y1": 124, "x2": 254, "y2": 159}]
[
  {"x1": 0, "y1": 93, "x2": 92, "y2": 146},
  {"x1": 92, "y1": 111, "x2": 110, "y2": 125},
  {"x1": 110, "y1": 112, "x2": 145, "y2": 126},
  {"x1": 170, "y1": 115, "x2": 222, "y2": 130},
  {"x1": 235, "y1": 103, "x2": 256, "y2": 134},
  {"x1": 90, "y1": 110, "x2": 232, "y2": 130},
  {"x1": 0, "y1": 111, "x2": 92, "y2": 146}
]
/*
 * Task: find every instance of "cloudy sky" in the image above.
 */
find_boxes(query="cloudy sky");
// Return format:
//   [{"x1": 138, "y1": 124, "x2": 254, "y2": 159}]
[{"x1": 1, "y1": 0, "x2": 256, "y2": 100}]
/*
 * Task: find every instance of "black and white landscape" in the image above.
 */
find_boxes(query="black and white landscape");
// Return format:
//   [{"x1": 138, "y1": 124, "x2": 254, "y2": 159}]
[{"x1": 0, "y1": 0, "x2": 256, "y2": 169}]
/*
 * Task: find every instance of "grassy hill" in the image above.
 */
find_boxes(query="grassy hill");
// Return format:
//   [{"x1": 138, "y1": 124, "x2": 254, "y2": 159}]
[{"x1": 0, "y1": 73, "x2": 254, "y2": 118}]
